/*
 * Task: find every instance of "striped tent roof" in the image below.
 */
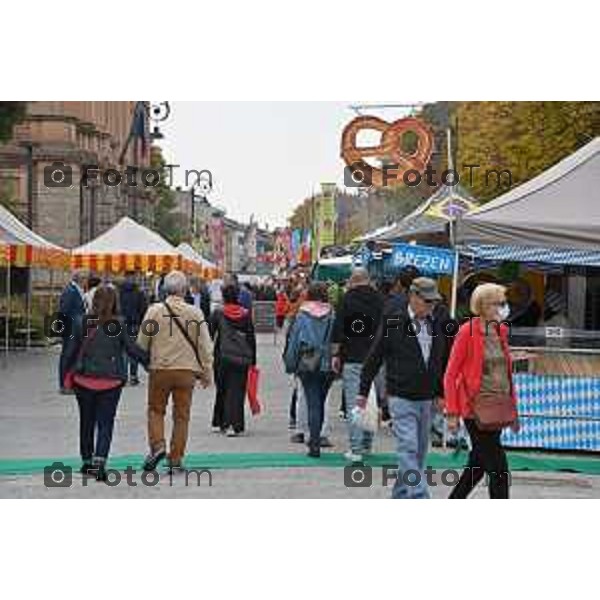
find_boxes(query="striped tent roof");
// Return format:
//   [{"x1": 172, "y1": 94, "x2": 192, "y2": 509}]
[
  {"x1": 0, "y1": 204, "x2": 69, "y2": 269},
  {"x1": 462, "y1": 243, "x2": 600, "y2": 268},
  {"x1": 176, "y1": 243, "x2": 219, "y2": 280},
  {"x1": 71, "y1": 217, "x2": 187, "y2": 274}
]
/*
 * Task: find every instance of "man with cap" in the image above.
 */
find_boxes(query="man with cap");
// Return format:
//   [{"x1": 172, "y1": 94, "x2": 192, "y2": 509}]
[{"x1": 357, "y1": 277, "x2": 451, "y2": 499}]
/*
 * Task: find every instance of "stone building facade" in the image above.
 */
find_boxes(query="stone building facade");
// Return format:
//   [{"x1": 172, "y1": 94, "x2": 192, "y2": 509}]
[{"x1": 0, "y1": 101, "x2": 152, "y2": 248}]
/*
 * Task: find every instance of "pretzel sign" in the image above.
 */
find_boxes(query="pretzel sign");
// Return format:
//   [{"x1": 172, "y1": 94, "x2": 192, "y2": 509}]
[{"x1": 341, "y1": 116, "x2": 434, "y2": 188}]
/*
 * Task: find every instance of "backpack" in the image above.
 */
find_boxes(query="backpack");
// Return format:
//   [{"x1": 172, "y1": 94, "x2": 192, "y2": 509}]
[
  {"x1": 216, "y1": 312, "x2": 254, "y2": 367},
  {"x1": 291, "y1": 312, "x2": 334, "y2": 374}
]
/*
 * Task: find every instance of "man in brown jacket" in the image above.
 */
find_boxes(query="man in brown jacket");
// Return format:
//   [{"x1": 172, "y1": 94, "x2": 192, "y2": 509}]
[{"x1": 138, "y1": 270, "x2": 213, "y2": 472}]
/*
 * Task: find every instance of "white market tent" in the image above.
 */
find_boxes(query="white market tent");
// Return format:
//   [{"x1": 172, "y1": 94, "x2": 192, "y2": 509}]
[
  {"x1": 0, "y1": 204, "x2": 69, "y2": 359},
  {"x1": 71, "y1": 217, "x2": 184, "y2": 273},
  {"x1": 177, "y1": 242, "x2": 216, "y2": 269}
]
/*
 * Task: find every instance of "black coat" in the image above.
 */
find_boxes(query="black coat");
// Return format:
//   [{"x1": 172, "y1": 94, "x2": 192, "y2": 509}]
[
  {"x1": 332, "y1": 285, "x2": 384, "y2": 364},
  {"x1": 64, "y1": 316, "x2": 149, "y2": 382},
  {"x1": 359, "y1": 307, "x2": 450, "y2": 401}
]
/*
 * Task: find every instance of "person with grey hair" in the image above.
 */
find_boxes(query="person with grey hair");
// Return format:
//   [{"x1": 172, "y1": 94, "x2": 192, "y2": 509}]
[
  {"x1": 331, "y1": 267, "x2": 384, "y2": 462},
  {"x1": 137, "y1": 270, "x2": 214, "y2": 473},
  {"x1": 58, "y1": 270, "x2": 87, "y2": 393}
]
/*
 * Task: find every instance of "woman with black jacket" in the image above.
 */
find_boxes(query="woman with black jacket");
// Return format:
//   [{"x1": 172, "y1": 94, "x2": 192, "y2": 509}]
[
  {"x1": 209, "y1": 284, "x2": 257, "y2": 437},
  {"x1": 63, "y1": 285, "x2": 149, "y2": 480}
]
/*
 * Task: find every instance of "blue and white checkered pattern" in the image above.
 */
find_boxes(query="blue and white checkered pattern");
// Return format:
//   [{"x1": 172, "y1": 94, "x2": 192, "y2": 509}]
[
  {"x1": 464, "y1": 244, "x2": 600, "y2": 268},
  {"x1": 502, "y1": 374, "x2": 600, "y2": 451}
]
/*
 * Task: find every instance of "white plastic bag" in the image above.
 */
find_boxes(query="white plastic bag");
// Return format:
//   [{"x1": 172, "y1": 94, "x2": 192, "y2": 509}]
[{"x1": 350, "y1": 385, "x2": 379, "y2": 433}]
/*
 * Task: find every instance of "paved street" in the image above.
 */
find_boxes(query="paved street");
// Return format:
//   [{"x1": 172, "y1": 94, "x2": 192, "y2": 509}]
[{"x1": 1, "y1": 335, "x2": 599, "y2": 498}]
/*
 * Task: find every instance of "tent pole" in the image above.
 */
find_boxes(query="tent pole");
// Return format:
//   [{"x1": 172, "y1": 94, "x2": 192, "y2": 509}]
[
  {"x1": 5, "y1": 259, "x2": 11, "y2": 364},
  {"x1": 26, "y1": 268, "x2": 32, "y2": 349}
]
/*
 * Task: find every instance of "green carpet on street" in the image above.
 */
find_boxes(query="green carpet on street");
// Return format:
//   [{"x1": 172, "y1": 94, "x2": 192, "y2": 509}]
[{"x1": 1, "y1": 451, "x2": 600, "y2": 477}]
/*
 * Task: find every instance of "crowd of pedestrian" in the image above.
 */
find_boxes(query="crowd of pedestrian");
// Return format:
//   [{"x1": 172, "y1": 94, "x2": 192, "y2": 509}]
[{"x1": 56, "y1": 266, "x2": 519, "y2": 499}]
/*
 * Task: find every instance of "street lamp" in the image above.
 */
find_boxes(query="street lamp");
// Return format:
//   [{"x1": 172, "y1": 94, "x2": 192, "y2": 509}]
[{"x1": 148, "y1": 101, "x2": 171, "y2": 141}]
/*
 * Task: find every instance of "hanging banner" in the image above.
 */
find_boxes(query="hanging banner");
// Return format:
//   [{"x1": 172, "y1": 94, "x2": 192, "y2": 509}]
[
  {"x1": 316, "y1": 184, "x2": 336, "y2": 253},
  {"x1": 390, "y1": 243, "x2": 455, "y2": 276}
]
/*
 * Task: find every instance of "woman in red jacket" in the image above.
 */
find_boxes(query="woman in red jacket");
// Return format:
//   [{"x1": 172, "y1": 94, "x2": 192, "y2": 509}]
[
  {"x1": 275, "y1": 288, "x2": 290, "y2": 329},
  {"x1": 444, "y1": 283, "x2": 519, "y2": 499}
]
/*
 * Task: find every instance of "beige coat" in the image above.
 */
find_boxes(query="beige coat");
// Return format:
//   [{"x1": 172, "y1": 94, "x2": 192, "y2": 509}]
[{"x1": 137, "y1": 295, "x2": 213, "y2": 384}]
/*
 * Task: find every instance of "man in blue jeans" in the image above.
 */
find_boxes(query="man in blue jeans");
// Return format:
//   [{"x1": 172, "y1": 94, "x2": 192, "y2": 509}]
[
  {"x1": 357, "y1": 278, "x2": 450, "y2": 499},
  {"x1": 332, "y1": 268, "x2": 384, "y2": 463}
]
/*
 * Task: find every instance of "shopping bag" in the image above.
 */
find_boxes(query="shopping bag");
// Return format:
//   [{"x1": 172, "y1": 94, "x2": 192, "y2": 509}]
[
  {"x1": 350, "y1": 385, "x2": 379, "y2": 433},
  {"x1": 247, "y1": 365, "x2": 262, "y2": 416}
]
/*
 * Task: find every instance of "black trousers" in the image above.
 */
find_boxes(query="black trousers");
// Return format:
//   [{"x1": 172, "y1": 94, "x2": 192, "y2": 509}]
[
  {"x1": 75, "y1": 386, "x2": 122, "y2": 461},
  {"x1": 212, "y1": 360, "x2": 249, "y2": 433},
  {"x1": 450, "y1": 419, "x2": 510, "y2": 499}
]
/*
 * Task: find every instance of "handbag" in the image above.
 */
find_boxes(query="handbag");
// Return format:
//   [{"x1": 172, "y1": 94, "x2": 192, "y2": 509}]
[
  {"x1": 472, "y1": 392, "x2": 515, "y2": 431},
  {"x1": 246, "y1": 365, "x2": 261, "y2": 416}
]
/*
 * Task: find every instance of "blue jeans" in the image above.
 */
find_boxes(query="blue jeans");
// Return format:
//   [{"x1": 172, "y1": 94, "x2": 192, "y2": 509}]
[
  {"x1": 388, "y1": 396, "x2": 432, "y2": 499},
  {"x1": 75, "y1": 386, "x2": 122, "y2": 461},
  {"x1": 343, "y1": 363, "x2": 373, "y2": 454},
  {"x1": 298, "y1": 372, "x2": 331, "y2": 447}
]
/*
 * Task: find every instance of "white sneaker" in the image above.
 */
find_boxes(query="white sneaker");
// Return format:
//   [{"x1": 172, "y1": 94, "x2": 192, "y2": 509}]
[
  {"x1": 344, "y1": 451, "x2": 364, "y2": 463},
  {"x1": 226, "y1": 427, "x2": 239, "y2": 438},
  {"x1": 211, "y1": 426, "x2": 223, "y2": 434}
]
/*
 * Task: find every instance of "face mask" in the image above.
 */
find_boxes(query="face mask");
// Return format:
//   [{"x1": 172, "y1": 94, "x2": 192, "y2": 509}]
[{"x1": 498, "y1": 303, "x2": 511, "y2": 321}]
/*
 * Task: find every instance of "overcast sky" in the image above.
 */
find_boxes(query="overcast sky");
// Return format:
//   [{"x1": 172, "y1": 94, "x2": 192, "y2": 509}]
[{"x1": 157, "y1": 101, "x2": 414, "y2": 228}]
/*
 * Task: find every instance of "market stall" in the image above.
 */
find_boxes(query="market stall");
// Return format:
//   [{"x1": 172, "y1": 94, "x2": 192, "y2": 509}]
[
  {"x1": 0, "y1": 204, "x2": 69, "y2": 359},
  {"x1": 176, "y1": 242, "x2": 219, "y2": 280},
  {"x1": 71, "y1": 217, "x2": 189, "y2": 274},
  {"x1": 458, "y1": 137, "x2": 600, "y2": 451}
]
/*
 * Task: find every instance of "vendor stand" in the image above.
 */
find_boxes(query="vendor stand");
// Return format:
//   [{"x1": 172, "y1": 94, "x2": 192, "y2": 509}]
[
  {"x1": 0, "y1": 205, "x2": 69, "y2": 361},
  {"x1": 458, "y1": 137, "x2": 600, "y2": 452}
]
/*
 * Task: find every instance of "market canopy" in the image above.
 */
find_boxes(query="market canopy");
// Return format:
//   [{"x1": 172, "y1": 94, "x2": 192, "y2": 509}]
[
  {"x1": 458, "y1": 137, "x2": 600, "y2": 252},
  {"x1": 71, "y1": 217, "x2": 185, "y2": 273},
  {"x1": 378, "y1": 184, "x2": 477, "y2": 242},
  {"x1": 0, "y1": 204, "x2": 68, "y2": 269},
  {"x1": 176, "y1": 242, "x2": 218, "y2": 279}
]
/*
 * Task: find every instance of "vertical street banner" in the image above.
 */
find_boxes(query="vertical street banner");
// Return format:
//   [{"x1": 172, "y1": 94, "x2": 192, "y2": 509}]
[
  {"x1": 290, "y1": 228, "x2": 302, "y2": 267},
  {"x1": 316, "y1": 183, "x2": 336, "y2": 255}
]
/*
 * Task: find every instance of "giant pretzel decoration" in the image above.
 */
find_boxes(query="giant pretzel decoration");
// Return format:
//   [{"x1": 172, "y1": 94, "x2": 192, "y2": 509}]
[{"x1": 341, "y1": 116, "x2": 434, "y2": 187}]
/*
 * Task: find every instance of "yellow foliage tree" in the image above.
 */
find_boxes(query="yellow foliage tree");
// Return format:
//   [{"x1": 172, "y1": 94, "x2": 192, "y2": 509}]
[{"x1": 456, "y1": 101, "x2": 600, "y2": 201}]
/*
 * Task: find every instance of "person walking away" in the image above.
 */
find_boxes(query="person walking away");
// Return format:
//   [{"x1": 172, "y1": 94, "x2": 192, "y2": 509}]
[
  {"x1": 58, "y1": 270, "x2": 87, "y2": 394},
  {"x1": 445, "y1": 283, "x2": 519, "y2": 499},
  {"x1": 275, "y1": 287, "x2": 290, "y2": 330},
  {"x1": 137, "y1": 271, "x2": 213, "y2": 472},
  {"x1": 285, "y1": 284, "x2": 307, "y2": 431},
  {"x1": 358, "y1": 278, "x2": 450, "y2": 499},
  {"x1": 63, "y1": 286, "x2": 149, "y2": 480},
  {"x1": 119, "y1": 273, "x2": 148, "y2": 386},
  {"x1": 198, "y1": 279, "x2": 212, "y2": 322},
  {"x1": 284, "y1": 283, "x2": 335, "y2": 458},
  {"x1": 210, "y1": 284, "x2": 257, "y2": 436},
  {"x1": 331, "y1": 268, "x2": 384, "y2": 463}
]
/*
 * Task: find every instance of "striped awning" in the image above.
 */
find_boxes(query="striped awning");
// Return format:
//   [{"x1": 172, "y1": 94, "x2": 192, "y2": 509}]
[
  {"x1": 71, "y1": 253, "x2": 185, "y2": 274},
  {"x1": 462, "y1": 244, "x2": 600, "y2": 268},
  {"x1": 0, "y1": 242, "x2": 69, "y2": 269},
  {"x1": 0, "y1": 205, "x2": 70, "y2": 269}
]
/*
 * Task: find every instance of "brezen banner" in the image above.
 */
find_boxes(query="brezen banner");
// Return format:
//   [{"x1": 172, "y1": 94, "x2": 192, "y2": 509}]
[{"x1": 390, "y1": 243, "x2": 455, "y2": 276}]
